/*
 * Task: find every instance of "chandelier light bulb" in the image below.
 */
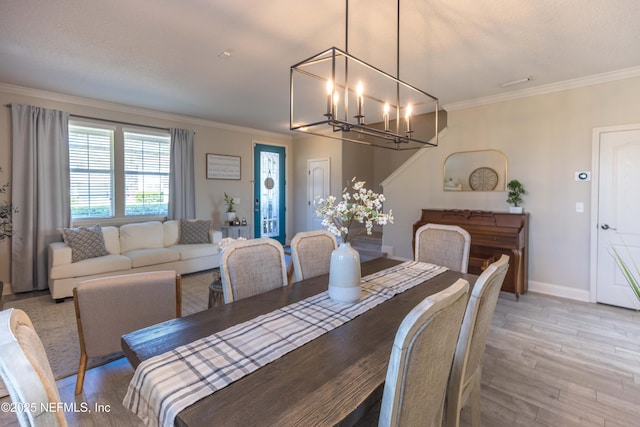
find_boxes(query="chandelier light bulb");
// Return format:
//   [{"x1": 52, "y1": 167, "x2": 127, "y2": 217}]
[
  {"x1": 326, "y1": 80, "x2": 334, "y2": 116},
  {"x1": 356, "y1": 82, "x2": 364, "y2": 120},
  {"x1": 383, "y1": 103, "x2": 390, "y2": 132},
  {"x1": 405, "y1": 104, "x2": 413, "y2": 134}
]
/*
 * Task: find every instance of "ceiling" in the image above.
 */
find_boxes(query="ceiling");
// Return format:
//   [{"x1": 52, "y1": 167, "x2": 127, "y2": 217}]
[{"x1": 1, "y1": 0, "x2": 639, "y2": 135}]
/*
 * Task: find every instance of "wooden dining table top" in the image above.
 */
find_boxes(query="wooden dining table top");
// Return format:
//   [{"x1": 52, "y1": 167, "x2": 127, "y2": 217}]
[{"x1": 121, "y1": 257, "x2": 477, "y2": 427}]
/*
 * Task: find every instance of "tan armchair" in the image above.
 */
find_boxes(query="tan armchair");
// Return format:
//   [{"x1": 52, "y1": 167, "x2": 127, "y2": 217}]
[
  {"x1": 378, "y1": 279, "x2": 470, "y2": 427},
  {"x1": 414, "y1": 223, "x2": 471, "y2": 273},
  {"x1": 445, "y1": 254, "x2": 510, "y2": 427},
  {"x1": 290, "y1": 230, "x2": 337, "y2": 282},
  {"x1": 220, "y1": 238, "x2": 288, "y2": 303},
  {"x1": 73, "y1": 270, "x2": 181, "y2": 395},
  {"x1": 0, "y1": 308, "x2": 68, "y2": 426}
]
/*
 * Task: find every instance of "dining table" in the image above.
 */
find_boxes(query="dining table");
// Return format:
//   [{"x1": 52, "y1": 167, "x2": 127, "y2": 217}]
[{"x1": 121, "y1": 257, "x2": 477, "y2": 427}]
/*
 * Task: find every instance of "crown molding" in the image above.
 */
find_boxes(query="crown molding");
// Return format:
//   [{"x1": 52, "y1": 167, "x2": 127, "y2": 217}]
[
  {"x1": 443, "y1": 66, "x2": 640, "y2": 112},
  {"x1": 0, "y1": 83, "x2": 291, "y2": 139}
]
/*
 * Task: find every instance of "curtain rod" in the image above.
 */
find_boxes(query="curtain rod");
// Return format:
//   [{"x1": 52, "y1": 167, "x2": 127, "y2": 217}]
[
  {"x1": 5, "y1": 104, "x2": 171, "y2": 132},
  {"x1": 69, "y1": 114, "x2": 170, "y2": 132}
]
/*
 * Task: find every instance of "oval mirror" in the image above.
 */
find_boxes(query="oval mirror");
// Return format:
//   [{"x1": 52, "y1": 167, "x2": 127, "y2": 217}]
[{"x1": 443, "y1": 150, "x2": 507, "y2": 192}]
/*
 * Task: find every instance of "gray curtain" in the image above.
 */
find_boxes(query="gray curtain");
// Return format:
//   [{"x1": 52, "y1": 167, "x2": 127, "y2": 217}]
[
  {"x1": 168, "y1": 128, "x2": 195, "y2": 220},
  {"x1": 11, "y1": 105, "x2": 70, "y2": 292}
]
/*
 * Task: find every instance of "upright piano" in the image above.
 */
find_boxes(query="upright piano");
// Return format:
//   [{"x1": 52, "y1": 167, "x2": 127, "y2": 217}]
[{"x1": 413, "y1": 209, "x2": 528, "y2": 299}]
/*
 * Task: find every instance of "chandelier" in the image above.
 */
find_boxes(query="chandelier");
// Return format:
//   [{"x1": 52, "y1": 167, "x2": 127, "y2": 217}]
[{"x1": 290, "y1": 0, "x2": 439, "y2": 151}]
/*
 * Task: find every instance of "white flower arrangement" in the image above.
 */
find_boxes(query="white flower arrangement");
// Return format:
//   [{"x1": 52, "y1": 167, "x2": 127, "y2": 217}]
[{"x1": 315, "y1": 178, "x2": 393, "y2": 244}]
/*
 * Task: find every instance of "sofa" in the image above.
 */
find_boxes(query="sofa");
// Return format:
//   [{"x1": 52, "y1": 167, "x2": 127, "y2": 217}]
[{"x1": 48, "y1": 220, "x2": 222, "y2": 301}]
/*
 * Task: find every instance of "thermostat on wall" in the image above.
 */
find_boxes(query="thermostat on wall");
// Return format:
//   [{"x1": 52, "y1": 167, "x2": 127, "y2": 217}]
[{"x1": 575, "y1": 171, "x2": 591, "y2": 181}]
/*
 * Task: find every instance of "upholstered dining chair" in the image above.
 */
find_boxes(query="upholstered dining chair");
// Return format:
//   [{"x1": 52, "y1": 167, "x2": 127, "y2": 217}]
[
  {"x1": 220, "y1": 237, "x2": 288, "y2": 303},
  {"x1": 378, "y1": 278, "x2": 470, "y2": 427},
  {"x1": 290, "y1": 230, "x2": 337, "y2": 283},
  {"x1": 73, "y1": 270, "x2": 181, "y2": 395},
  {"x1": 0, "y1": 308, "x2": 68, "y2": 426},
  {"x1": 414, "y1": 223, "x2": 471, "y2": 273},
  {"x1": 444, "y1": 254, "x2": 510, "y2": 427}
]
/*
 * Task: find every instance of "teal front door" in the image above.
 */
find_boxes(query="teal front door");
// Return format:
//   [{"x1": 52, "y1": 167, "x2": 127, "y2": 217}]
[{"x1": 253, "y1": 143, "x2": 286, "y2": 244}]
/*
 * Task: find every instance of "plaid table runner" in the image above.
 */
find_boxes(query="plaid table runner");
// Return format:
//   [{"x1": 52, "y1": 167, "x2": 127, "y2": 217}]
[{"x1": 123, "y1": 261, "x2": 447, "y2": 427}]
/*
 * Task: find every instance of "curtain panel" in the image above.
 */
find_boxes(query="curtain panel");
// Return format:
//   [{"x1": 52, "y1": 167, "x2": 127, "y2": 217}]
[
  {"x1": 11, "y1": 105, "x2": 70, "y2": 292},
  {"x1": 168, "y1": 128, "x2": 195, "y2": 220}
]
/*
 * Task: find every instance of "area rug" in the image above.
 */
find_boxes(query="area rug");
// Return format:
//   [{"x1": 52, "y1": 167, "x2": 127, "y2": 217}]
[{"x1": 3, "y1": 270, "x2": 214, "y2": 380}]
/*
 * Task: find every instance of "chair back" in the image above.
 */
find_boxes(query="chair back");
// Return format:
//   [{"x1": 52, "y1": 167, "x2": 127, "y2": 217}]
[
  {"x1": 220, "y1": 238, "x2": 288, "y2": 303},
  {"x1": 379, "y1": 279, "x2": 470, "y2": 427},
  {"x1": 445, "y1": 254, "x2": 510, "y2": 427},
  {"x1": 0, "y1": 308, "x2": 68, "y2": 426},
  {"x1": 414, "y1": 223, "x2": 471, "y2": 273},
  {"x1": 73, "y1": 270, "x2": 180, "y2": 394},
  {"x1": 290, "y1": 230, "x2": 337, "y2": 282}
]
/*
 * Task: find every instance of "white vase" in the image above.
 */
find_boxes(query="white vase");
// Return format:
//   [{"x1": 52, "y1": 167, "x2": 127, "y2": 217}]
[
  {"x1": 509, "y1": 206, "x2": 523, "y2": 213},
  {"x1": 226, "y1": 212, "x2": 236, "y2": 223},
  {"x1": 328, "y1": 242, "x2": 362, "y2": 303}
]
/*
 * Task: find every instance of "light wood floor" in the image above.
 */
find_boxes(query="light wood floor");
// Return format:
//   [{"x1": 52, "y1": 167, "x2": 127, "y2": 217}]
[{"x1": 1, "y1": 291, "x2": 639, "y2": 426}]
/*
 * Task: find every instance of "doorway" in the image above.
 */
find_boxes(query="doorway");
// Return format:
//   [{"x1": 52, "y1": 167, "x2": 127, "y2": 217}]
[
  {"x1": 591, "y1": 125, "x2": 640, "y2": 309},
  {"x1": 253, "y1": 143, "x2": 286, "y2": 244}
]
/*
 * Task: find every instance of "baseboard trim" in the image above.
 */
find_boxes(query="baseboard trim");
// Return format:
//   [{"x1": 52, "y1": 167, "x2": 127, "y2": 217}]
[{"x1": 528, "y1": 280, "x2": 590, "y2": 302}]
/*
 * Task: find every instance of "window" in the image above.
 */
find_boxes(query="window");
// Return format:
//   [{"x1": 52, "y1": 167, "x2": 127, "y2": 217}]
[
  {"x1": 69, "y1": 124, "x2": 114, "y2": 218},
  {"x1": 124, "y1": 130, "x2": 170, "y2": 216},
  {"x1": 69, "y1": 122, "x2": 171, "y2": 220}
]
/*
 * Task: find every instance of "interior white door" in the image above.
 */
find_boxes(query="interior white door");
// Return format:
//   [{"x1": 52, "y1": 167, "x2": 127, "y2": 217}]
[
  {"x1": 595, "y1": 127, "x2": 640, "y2": 309},
  {"x1": 307, "y1": 158, "x2": 330, "y2": 231}
]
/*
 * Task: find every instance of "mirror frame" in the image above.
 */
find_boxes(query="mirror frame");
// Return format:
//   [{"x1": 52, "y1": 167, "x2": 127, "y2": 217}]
[{"x1": 443, "y1": 149, "x2": 508, "y2": 192}]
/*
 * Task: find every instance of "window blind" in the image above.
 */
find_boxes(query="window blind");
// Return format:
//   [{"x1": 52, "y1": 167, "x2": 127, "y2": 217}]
[
  {"x1": 123, "y1": 131, "x2": 171, "y2": 216},
  {"x1": 69, "y1": 124, "x2": 114, "y2": 218}
]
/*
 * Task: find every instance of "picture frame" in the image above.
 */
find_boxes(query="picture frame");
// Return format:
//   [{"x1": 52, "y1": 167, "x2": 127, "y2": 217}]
[{"x1": 206, "y1": 153, "x2": 241, "y2": 180}]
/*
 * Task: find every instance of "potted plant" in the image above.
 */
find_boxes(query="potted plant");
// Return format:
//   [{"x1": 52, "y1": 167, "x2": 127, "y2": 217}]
[
  {"x1": 224, "y1": 192, "x2": 236, "y2": 224},
  {"x1": 315, "y1": 177, "x2": 393, "y2": 303},
  {"x1": 506, "y1": 179, "x2": 526, "y2": 213},
  {"x1": 611, "y1": 243, "x2": 640, "y2": 306}
]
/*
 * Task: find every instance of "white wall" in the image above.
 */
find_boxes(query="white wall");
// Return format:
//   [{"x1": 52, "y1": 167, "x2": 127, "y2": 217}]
[
  {"x1": 382, "y1": 76, "x2": 640, "y2": 300},
  {"x1": 0, "y1": 84, "x2": 293, "y2": 290},
  {"x1": 292, "y1": 133, "x2": 343, "y2": 233}
]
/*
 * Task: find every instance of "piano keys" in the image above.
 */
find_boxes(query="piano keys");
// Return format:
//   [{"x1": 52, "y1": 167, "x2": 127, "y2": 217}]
[{"x1": 413, "y1": 209, "x2": 528, "y2": 299}]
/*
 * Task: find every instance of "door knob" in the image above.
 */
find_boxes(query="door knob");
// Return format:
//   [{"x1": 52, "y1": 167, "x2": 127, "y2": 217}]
[{"x1": 601, "y1": 224, "x2": 617, "y2": 230}]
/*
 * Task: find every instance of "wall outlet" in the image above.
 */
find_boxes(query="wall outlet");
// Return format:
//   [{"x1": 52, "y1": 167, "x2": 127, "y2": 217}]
[{"x1": 576, "y1": 202, "x2": 584, "y2": 213}]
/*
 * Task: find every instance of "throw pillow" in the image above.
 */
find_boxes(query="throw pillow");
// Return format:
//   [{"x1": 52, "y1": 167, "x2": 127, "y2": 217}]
[
  {"x1": 179, "y1": 219, "x2": 211, "y2": 244},
  {"x1": 62, "y1": 224, "x2": 109, "y2": 263}
]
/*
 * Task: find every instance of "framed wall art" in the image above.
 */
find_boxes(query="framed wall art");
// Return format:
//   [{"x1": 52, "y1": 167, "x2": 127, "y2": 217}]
[{"x1": 206, "y1": 153, "x2": 241, "y2": 180}]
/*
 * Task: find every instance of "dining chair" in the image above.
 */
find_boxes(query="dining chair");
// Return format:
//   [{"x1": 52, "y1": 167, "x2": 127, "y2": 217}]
[
  {"x1": 290, "y1": 230, "x2": 337, "y2": 282},
  {"x1": 414, "y1": 223, "x2": 471, "y2": 273},
  {"x1": 73, "y1": 270, "x2": 181, "y2": 395},
  {"x1": 220, "y1": 237, "x2": 288, "y2": 303},
  {"x1": 0, "y1": 308, "x2": 68, "y2": 426},
  {"x1": 378, "y1": 278, "x2": 470, "y2": 427},
  {"x1": 444, "y1": 254, "x2": 510, "y2": 427}
]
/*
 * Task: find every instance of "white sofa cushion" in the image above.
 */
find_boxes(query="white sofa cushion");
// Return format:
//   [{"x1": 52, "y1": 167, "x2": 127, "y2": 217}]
[
  {"x1": 163, "y1": 220, "x2": 180, "y2": 247},
  {"x1": 170, "y1": 244, "x2": 218, "y2": 260},
  {"x1": 50, "y1": 254, "x2": 132, "y2": 280},
  {"x1": 120, "y1": 221, "x2": 164, "y2": 253},
  {"x1": 125, "y1": 248, "x2": 181, "y2": 268},
  {"x1": 102, "y1": 226, "x2": 121, "y2": 254}
]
